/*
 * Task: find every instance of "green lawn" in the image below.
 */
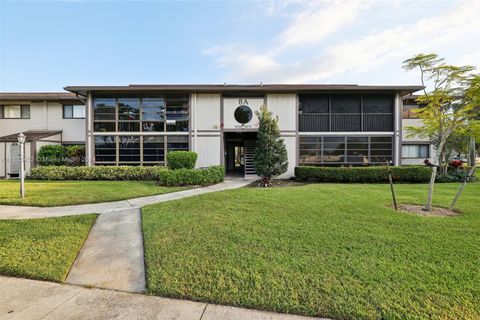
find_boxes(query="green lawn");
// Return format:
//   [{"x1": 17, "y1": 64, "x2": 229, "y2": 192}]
[
  {"x1": 0, "y1": 214, "x2": 97, "y2": 282},
  {"x1": 142, "y1": 182, "x2": 480, "y2": 320},
  {"x1": 0, "y1": 180, "x2": 185, "y2": 206}
]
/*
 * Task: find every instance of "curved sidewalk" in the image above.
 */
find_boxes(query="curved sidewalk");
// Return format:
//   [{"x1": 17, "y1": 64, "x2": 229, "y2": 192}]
[{"x1": 0, "y1": 178, "x2": 253, "y2": 220}]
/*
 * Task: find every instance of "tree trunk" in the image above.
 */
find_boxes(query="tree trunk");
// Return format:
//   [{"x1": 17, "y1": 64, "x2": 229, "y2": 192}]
[
  {"x1": 259, "y1": 176, "x2": 273, "y2": 187},
  {"x1": 450, "y1": 136, "x2": 477, "y2": 210},
  {"x1": 468, "y1": 136, "x2": 476, "y2": 167},
  {"x1": 436, "y1": 128, "x2": 452, "y2": 174},
  {"x1": 449, "y1": 166, "x2": 476, "y2": 210},
  {"x1": 423, "y1": 166, "x2": 437, "y2": 211},
  {"x1": 423, "y1": 131, "x2": 450, "y2": 211}
]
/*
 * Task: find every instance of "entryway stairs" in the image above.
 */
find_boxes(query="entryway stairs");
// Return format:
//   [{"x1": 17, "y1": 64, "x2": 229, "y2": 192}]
[{"x1": 244, "y1": 140, "x2": 257, "y2": 176}]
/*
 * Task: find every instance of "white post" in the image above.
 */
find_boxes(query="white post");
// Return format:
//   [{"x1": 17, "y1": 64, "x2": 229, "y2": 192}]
[{"x1": 17, "y1": 132, "x2": 26, "y2": 198}]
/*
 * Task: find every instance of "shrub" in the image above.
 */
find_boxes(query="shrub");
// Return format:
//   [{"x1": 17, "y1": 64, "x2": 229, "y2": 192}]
[
  {"x1": 437, "y1": 167, "x2": 476, "y2": 182},
  {"x1": 167, "y1": 151, "x2": 198, "y2": 170},
  {"x1": 37, "y1": 145, "x2": 66, "y2": 166},
  {"x1": 156, "y1": 166, "x2": 225, "y2": 186},
  {"x1": 65, "y1": 145, "x2": 85, "y2": 166},
  {"x1": 294, "y1": 166, "x2": 432, "y2": 183},
  {"x1": 31, "y1": 165, "x2": 167, "y2": 181},
  {"x1": 30, "y1": 164, "x2": 225, "y2": 186}
]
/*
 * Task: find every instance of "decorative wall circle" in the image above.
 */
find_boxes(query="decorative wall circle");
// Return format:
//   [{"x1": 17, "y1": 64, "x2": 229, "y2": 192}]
[{"x1": 234, "y1": 105, "x2": 253, "y2": 124}]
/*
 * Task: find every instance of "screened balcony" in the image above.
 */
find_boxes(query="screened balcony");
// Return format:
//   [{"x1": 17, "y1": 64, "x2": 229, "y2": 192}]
[{"x1": 299, "y1": 94, "x2": 394, "y2": 132}]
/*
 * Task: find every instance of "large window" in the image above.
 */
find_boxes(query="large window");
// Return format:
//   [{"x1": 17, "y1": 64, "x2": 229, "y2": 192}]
[
  {"x1": 92, "y1": 95, "x2": 189, "y2": 165},
  {"x1": 93, "y1": 95, "x2": 189, "y2": 133},
  {"x1": 142, "y1": 98, "x2": 165, "y2": 132},
  {"x1": 166, "y1": 96, "x2": 189, "y2": 131},
  {"x1": 402, "y1": 144, "x2": 429, "y2": 158},
  {"x1": 299, "y1": 94, "x2": 393, "y2": 132},
  {"x1": 0, "y1": 105, "x2": 30, "y2": 119},
  {"x1": 94, "y1": 99, "x2": 116, "y2": 120},
  {"x1": 118, "y1": 136, "x2": 141, "y2": 162},
  {"x1": 143, "y1": 136, "x2": 165, "y2": 162},
  {"x1": 94, "y1": 135, "x2": 189, "y2": 165},
  {"x1": 94, "y1": 136, "x2": 116, "y2": 163},
  {"x1": 63, "y1": 105, "x2": 85, "y2": 119},
  {"x1": 299, "y1": 136, "x2": 393, "y2": 165},
  {"x1": 167, "y1": 136, "x2": 189, "y2": 152}
]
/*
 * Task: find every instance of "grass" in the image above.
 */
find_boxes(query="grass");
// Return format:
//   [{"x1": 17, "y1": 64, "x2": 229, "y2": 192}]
[
  {"x1": 0, "y1": 180, "x2": 186, "y2": 206},
  {"x1": 0, "y1": 214, "x2": 97, "y2": 282},
  {"x1": 142, "y1": 182, "x2": 480, "y2": 320}
]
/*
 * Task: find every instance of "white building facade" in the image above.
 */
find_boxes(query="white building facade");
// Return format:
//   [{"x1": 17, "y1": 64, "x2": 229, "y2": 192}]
[
  {"x1": 0, "y1": 93, "x2": 85, "y2": 177},
  {"x1": 1, "y1": 84, "x2": 428, "y2": 178}
]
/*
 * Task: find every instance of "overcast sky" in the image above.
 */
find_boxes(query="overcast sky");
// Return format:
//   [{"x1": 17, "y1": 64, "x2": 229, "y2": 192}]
[{"x1": 0, "y1": 0, "x2": 478, "y2": 91}]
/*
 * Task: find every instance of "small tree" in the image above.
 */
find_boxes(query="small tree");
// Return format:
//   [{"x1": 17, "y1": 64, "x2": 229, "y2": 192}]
[
  {"x1": 450, "y1": 74, "x2": 480, "y2": 209},
  {"x1": 254, "y1": 105, "x2": 288, "y2": 187},
  {"x1": 403, "y1": 53, "x2": 476, "y2": 211}
]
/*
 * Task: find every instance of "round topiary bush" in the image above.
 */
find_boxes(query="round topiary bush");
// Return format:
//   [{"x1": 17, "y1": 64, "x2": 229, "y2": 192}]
[{"x1": 166, "y1": 151, "x2": 198, "y2": 170}]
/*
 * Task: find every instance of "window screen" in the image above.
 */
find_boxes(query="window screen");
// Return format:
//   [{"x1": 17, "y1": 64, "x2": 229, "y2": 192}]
[
  {"x1": 363, "y1": 94, "x2": 393, "y2": 113},
  {"x1": 299, "y1": 94, "x2": 329, "y2": 113},
  {"x1": 331, "y1": 95, "x2": 361, "y2": 113}
]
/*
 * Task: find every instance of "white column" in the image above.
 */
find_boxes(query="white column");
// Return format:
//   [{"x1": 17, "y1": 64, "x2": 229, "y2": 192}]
[
  {"x1": 86, "y1": 93, "x2": 93, "y2": 166},
  {"x1": 192, "y1": 93, "x2": 198, "y2": 153},
  {"x1": 393, "y1": 93, "x2": 402, "y2": 166}
]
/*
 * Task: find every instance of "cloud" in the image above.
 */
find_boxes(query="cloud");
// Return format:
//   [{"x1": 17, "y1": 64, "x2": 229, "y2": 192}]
[
  {"x1": 204, "y1": 0, "x2": 479, "y2": 84},
  {"x1": 276, "y1": 0, "x2": 372, "y2": 50}
]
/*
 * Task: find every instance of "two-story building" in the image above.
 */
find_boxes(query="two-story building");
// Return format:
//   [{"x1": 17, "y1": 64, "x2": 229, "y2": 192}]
[
  {"x1": 1, "y1": 84, "x2": 428, "y2": 179},
  {"x1": 0, "y1": 93, "x2": 85, "y2": 177}
]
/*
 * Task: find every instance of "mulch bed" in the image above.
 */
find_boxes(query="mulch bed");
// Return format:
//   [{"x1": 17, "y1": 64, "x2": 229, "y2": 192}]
[
  {"x1": 246, "y1": 179, "x2": 307, "y2": 188},
  {"x1": 397, "y1": 204, "x2": 459, "y2": 217}
]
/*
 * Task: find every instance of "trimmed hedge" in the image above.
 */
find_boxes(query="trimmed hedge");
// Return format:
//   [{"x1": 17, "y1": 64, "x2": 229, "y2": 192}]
[
  {"x1": 31, "y1": 166, "x2": 166, "y2": 181},
  {"x1": 167, "y1": 151, "x2": 198, "y2": 170},
  {"x1": 30, "y1": 165, "x2": 225, "y2": 186},
  {"x1": 156, "y1": 166, "x2": 225, "y2": 186},
  {"x1": 295, "y1": 166, "x2": 432, "y2": 183}
]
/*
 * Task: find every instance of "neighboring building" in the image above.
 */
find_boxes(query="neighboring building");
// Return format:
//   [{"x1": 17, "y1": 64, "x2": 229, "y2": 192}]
[
  {"x1": 401, "y1": 95, "x2": 435, "y2": 165},
  {"x1": 1, "y1": 84, "x2": 423, "y2": 178},
  {"x1": 0, "y1": 93, "x2": 85, "y2": 177}
]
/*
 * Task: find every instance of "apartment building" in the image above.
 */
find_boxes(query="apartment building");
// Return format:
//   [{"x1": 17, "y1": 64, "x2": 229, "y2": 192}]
[{"x1": 1, "y1": 84, "x2": 428, "y2": 178}]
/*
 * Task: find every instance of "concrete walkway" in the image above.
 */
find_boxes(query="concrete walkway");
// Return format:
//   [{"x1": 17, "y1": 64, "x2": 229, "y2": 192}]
[
  {"x1": 0, "y1": 178, "x2": 253, "y2": 220},
  {"x1": 65, "y1": 208, "x2": 146, "y2": 293},
  {"x1": 0, "y1": 276, "x2": 325, "y2": 320},
  {"x1": 0, "y1": 178, "x2": 253, "y2": 294}
]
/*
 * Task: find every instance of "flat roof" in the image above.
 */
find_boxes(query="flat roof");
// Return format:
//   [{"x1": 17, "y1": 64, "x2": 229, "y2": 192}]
[
  {"x1": 64, "y1": 84, "x2": 424, "y2": 96},
  {"x1": 0, "y1": 92, "x2": 83, "y2": 103}
]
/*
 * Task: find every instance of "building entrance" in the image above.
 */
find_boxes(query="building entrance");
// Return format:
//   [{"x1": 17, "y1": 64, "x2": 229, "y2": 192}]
[{"x1": 224, "y1": 132, "x2": 257, "y2": 177}]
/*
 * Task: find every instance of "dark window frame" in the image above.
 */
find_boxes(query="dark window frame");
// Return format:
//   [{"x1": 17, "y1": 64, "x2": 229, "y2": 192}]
[
  {"x1": 402, "y1": 144, "x2": 430, "y2": 158},
  {"x1": 0, "y1": 104, "x2": 30, "y2": 119},
  {"x1": 63, "y1": 104, "x2": 86, "y2": 119},
  {"x1": 93, "y1": 133, "x2": 190, "y2": 165},
  {"x1": 299, "y1": 135, "x2": 393, "y2": 165},
  {"x1": 93, "y1": 95, "x2": 189, "y2": 133},
  {"x1": 299, "y1": 93, "x2": 394, "y2": 132}
]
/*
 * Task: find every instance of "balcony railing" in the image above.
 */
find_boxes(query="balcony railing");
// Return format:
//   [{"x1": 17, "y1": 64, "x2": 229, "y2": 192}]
[{"x1": 299, "y1": 113, "x2": 393, "y2": 132}]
